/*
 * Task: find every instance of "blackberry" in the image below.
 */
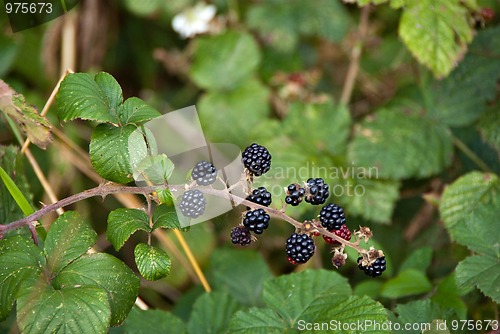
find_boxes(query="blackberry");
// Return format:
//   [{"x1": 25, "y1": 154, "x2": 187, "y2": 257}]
[
  {"x1": 323, "y1": 224, "x2": 351, "y2": 245},
  {"x1": 243, "y1": 209, "x2": 270, "y2": 234},
  {"x1": 231, "y1": 226, "x2": 252, "y2": 246},
  {"x1": 191, "y1": 160, "x2": 217, "y2": 186},
  {"x1": 285, "y1": 183, "x2": 305, "y2": 206},
  {"x1": 358, "y1": 256, "x2": 386, "y2": 278},
  {"x1": 286, "y1": 233, "x2": 315, "y2": 264},
  {"x1": 319, "y1": 203, "x2": 346, "y2": 231},
  {"x1": 179, "y1": 189, "x2": 206, "y2": 218},
  {"x1": 246, "y1": 187, "x2": 272, "y2": 209},
  {"x1": 242, "y1": 143, "x2": 272, "y2": 176},
  {"x1": 305, "y1": 178, "x2": 329, "y2": 205}
]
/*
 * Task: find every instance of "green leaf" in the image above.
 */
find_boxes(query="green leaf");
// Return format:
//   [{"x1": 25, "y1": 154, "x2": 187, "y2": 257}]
[
  {"x1": 341, "y1": 177, "x2": 400, "y2": 224},
  {"x1": 115, "y1": 307, "x2": 186, "y2": 334},
  {"x1": 0, "y1": 165, "x2": 33, "y2": 216},
  {"x1": 17, "y1": 279, "x2": 111, "y2": 334},
  {"x1": 89, "y1": 124, "x2": 137, "y2": 184},
  {"x1": 246, "y1": 0, "x2": 351, "y2": 51},
  {"x1": 229, "y1": 308, "x2": 288, "y2": 334},
  {"x1": 107, "y1": 208, "x2": 150, "y2": 251},
  {"x1": 198, "y1": 79, "x2": 269, "y2": 146},
  {"x1": 157, "y1": 188, "x2": 175, "y2": 206},
  {"x1": 426, "y1": 27, "x2": 500, "y2": 126},
  {"x1": 479, "y1": 107, "x2": 500, "y2": 150},
  {"x1": 354, "y1": 280, "x2": 384, "y2": 299},
  {"x1": 262, "y1": 269, "x2": 351, "y2": 324},
  {"x1": 56, "y1": 72, "x2": 122, "y2": 124},
  {"x1": 456, "y1": 255, "x2": 500, "y2": 304},
  {"x1": 0, "y1": 236, "x2": 45, "y2": 320},
  {"x1": 399, "y1": 0, "x2": 473, "y2": 77},
  {"x1": 313, "y1": 295, "x2": 389, "y2": 333},
  {"x1": 0, "y1": 146, "x2": 33, "y2": 225},
  {"x1": 187, "y1": 292, "x2": 240, "y2": 334},
  {"x1": 153, "y1": 204, "x2": 180, "y2": 230},
  {"x1": 440, "y1": 172, "x2": 500, "y2": 257},
  {"x1": 399, "y1": 247, "x2": 433, "y2": 273},
  {"x1": 53, "y1": 253, "x2": 140, "y2": 326},
  {"x1": 133, "y1": 154, "x2": 174, "y2": 186},
  {"x1": 0, "y1": 80, "x2": 52, "y2": 149},
  {"x1": 394, "y1": 300, "x2": 450, "y2": 334},
  {"x1": 190, "y1": 31, "x2": 261, "y2": 90},
  {"x1": 45, "y1": 211, "x2": 97, "y2": 275},
  {"x1": 381, "y1": 269, "x2": 432, "y2": 299},
  {"x1": 283, "y1": 100, "x2": 351, "y2": 155},
  {"x1": 210, "y1": 249, "x2": 273, "y2": 306},
  {"x1": 128, "y1": 126, "x2": 158, "y2": 172},
  {"x1": 118, "y1": 97, "x2": 161, "y2": 126},
  {"x1": 134, "y1": 243, "x2": 171, "y2": 281},
  {"x1": 348, "y1": 109, "x2": 453, "y2": 180},
  {"x1": 431, "y1": 274, "x2": 467, "y2": 319}
]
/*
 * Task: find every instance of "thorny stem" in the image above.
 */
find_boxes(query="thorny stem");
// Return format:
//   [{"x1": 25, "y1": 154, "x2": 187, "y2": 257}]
[{"x1": 1, "y1": 183, "x2": 369, "y2": 254}]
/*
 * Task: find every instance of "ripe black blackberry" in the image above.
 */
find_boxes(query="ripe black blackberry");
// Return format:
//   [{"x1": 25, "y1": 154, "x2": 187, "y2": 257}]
[
  {"x1": 243, "y1": 209, "x2": 270, "y2": 234},
  {"x1": 179, "y1": 189, "x2": 206, "y2": 218},
  {"x1": 304, "y1": 178, "x2": 329, "y2": 205},
  {"x1": 242, "y1": 143, "x2": 272, "y2": 176},
  {"x1": 319, "y1": 203, "x2": 346, "y2": 231},
  {"x1": 285, "y1": 183, "x2": 305, "y2": 206},
  {"x1": 191, "y1": 160, "x2": 217, "y2": 186},
  {"x1": 286, "y1": 233, "x2": 315, "y2": 264},
  {"x1": 323, "y1": 224, "x2": 351, "y2": 245},
  {"x1": 358, "y1": 256, "x2": 386, "y2": 278},
  {"x1": 246, "y1": 187, "x2": 272, "y2": 209},
  {"x1": 231, "y1": 226, "x2": 252, "y2": 246}
]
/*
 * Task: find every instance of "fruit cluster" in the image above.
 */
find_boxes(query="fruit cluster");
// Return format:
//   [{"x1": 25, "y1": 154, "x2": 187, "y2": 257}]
[
  {"x1": 231, "y1": 143, "x2": 387, "y2": 278},
  {"x1": 178, "y1": 160, "x2": 218, "y2": 219}
]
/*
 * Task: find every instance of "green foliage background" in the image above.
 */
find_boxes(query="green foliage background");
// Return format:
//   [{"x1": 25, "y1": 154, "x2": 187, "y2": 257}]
[{"x1": 0, "y1": 0, "x2": 499, "y2": 333}]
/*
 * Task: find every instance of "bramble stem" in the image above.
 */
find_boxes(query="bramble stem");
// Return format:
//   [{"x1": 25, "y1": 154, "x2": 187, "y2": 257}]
[{"x1": 1, "y1": 183, "x2": 368, "y2": 254}]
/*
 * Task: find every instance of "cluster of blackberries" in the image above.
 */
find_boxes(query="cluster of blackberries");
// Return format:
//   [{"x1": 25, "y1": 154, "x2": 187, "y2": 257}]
[
  {"x1": 358, "y1": 256, "x2": 386, "y2": 277},
  {"x1": 285, "y1": 178, "x2": 329, "y2": 207},
  {"x1": 179, "y1": 160, "x2": 218, "y2": 219},
  {"x1": 232, "y1": 144, "x2": 273, "y2": 246}
]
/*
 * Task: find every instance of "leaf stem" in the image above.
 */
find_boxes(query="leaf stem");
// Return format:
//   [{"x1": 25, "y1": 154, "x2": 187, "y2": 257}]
[{"x1": 452, "y1": 135, "x2": 493, "y2": 173}]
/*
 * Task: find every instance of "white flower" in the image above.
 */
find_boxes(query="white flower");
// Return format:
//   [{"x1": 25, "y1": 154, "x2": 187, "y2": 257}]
[{"x1": 172, "y1": 2, "x2": 216, "y2": 39}]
